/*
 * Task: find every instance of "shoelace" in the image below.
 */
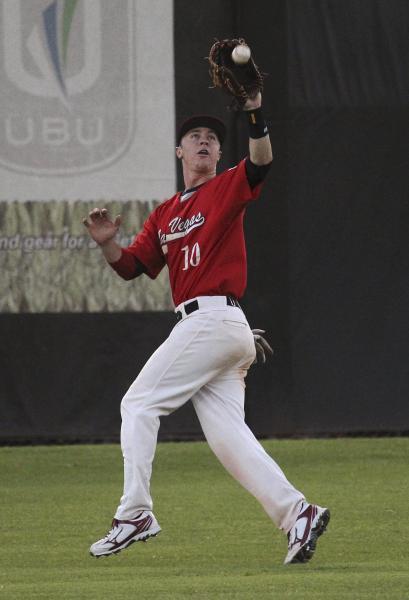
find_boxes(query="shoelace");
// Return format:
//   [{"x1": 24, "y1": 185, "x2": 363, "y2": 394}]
[{"x1": 104, "y1": 524, "x2": 119, "y2": 541}]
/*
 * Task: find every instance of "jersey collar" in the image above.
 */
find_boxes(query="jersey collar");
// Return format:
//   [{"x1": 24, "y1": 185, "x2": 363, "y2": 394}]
[{"x1": 179, "y1": 183, "x2": 205, "y2": 203}]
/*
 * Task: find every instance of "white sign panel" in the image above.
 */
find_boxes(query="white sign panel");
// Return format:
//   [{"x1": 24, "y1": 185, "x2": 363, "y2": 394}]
[{"x1": 0, "y1": 0, "x2": 176, "y2": 200}]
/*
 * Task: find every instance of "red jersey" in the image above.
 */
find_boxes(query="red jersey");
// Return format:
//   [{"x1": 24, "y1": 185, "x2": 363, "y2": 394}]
[{"x1": 113, "y1": 158, "x2": 263, "y2": 306}]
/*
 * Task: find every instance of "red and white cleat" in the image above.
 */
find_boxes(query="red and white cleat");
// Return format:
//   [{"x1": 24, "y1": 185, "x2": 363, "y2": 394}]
[
  {"x1": 284, "y1": 503, "x2": 330, "y2": 565},
  {"x1": 90, "y1": 511, "x2": 161, "y2": 557}
]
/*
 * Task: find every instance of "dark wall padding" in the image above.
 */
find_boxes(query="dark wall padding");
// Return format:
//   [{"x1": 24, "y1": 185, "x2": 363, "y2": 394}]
[
  {"x1": 287, "y1": 109, "x2": 409, "y2": 433},
  {"x1": 0, "y1": 313, "x2": 205, "y2": 443},
  {"x1": 286, "y1": 0, "x2": 409, "y2": 433}
]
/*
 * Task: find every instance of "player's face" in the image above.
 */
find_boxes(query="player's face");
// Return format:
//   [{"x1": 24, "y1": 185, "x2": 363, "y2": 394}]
[{"x1": 176, "y1": 127, "x2": 221, "y2": 172}]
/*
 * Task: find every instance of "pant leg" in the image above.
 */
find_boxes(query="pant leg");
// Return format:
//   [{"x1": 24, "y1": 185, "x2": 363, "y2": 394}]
[
  {"x1": 115, "y1": 309, "x2": 254, "y2": 520},
  {"x1": 192, "y1": 370, "x2": 305, "y2": 533}
]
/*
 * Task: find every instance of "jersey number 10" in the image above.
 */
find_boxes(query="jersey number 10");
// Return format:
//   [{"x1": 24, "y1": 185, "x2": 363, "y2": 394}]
[{"x1": 181, "y1": 243, "x2": 201, "y2": 270}]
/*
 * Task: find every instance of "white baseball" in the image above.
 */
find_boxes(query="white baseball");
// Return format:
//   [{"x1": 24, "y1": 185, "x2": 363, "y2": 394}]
[{"x1": 231, "y1": 44, "x2": 251, "y2": 65}]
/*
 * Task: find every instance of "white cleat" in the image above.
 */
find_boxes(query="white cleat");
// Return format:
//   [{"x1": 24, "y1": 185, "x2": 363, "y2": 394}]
[
  {"x1": 90, "y1": 511, "x2": 161, "y2": 557},
  {"x1": 284, "y1": 503, "x2": 330, "y2": 565}
]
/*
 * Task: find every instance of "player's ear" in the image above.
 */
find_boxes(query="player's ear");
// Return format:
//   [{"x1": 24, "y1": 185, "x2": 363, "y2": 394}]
[{"x1": 176, "y1": 146, "x2": 183, "y2": 159}]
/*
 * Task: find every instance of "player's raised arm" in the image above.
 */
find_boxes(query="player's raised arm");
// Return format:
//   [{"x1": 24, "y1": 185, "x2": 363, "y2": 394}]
[
  {"x1": 243, "y1": 92, "x2": 273, "y2": 166},
  {"x1": 207, "y1": 39, "x2": 272, "y2": 166}
]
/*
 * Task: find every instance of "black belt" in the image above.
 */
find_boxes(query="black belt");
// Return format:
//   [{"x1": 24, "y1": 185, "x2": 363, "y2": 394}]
[{"x1": 176, "y1": 296, "x2": 241, "y2": 322}]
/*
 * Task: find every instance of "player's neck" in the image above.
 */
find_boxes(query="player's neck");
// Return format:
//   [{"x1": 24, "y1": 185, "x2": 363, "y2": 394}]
[{"x1": 182, "y1": 168, "x2": 216, "y2": 190}]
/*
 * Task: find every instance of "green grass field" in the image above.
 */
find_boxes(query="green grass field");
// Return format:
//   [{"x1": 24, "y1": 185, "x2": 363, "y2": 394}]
[{"x1": 1, "y1": 438, "x2": 408, "y2": 600}]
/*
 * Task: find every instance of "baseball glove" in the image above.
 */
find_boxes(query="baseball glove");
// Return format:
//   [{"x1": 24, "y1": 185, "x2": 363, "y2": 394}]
[{"x1": 208, "y1": 38, "x2": 264, "y2": 110}]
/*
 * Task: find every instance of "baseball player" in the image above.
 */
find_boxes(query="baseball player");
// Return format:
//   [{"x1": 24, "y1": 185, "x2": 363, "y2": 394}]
[{"x1": 83, "y1": 43, "x2": 330, "y2": 565}]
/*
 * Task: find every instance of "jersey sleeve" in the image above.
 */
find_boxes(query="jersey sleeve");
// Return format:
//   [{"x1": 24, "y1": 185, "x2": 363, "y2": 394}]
[
  {"x1": 217, "y1": 158, "x2": 264, "y2": 210},
  {"x1": 125, "y1": 209, "x2": 166, "y2": 280},
  {"x1": 109, "y1": 249, "x2": 146, "y2": 280}
]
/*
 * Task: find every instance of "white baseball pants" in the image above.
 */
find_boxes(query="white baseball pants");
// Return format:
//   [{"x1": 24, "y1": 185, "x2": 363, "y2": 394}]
[{"x1": 115, "y1": 296, "x2": 305, "y2": 533}]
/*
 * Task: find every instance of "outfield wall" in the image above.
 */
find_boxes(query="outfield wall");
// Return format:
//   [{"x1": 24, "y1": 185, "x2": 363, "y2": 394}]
[{"x1": 0, "y1": 0, "x2": 408, "y2": 443}]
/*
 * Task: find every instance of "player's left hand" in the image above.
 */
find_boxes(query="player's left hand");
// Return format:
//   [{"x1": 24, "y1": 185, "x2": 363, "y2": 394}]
[{"x1": 252, "y1": 329, "x2": 274, "y2": 364}]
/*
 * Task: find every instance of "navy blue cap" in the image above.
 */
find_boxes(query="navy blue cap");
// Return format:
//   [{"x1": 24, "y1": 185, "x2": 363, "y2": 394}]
[{"x1": 177, "y1": 115, "x2": 226, "y2": 146}]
